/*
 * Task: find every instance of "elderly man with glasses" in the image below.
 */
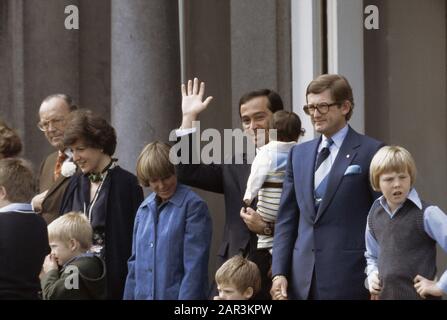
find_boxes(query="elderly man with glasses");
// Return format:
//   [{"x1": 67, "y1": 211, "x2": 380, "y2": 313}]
[
  {"x1": 271, "y1": 74, "x2": 384, "y2": 300},
  {"x1": 31, "y1": 94, "x2": 77, "y2": 224}
]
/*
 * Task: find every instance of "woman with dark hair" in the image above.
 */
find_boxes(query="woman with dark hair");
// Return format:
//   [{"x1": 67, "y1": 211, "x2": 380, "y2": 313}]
[{"x1": 60, "y1": 110, "x2": 143, "y2": 299}]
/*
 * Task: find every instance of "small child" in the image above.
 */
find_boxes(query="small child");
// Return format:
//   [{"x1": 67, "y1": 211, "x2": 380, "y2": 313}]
[
  {"x1": 243, "y1": 110, "x2": 303, "y2": 251},
  {"x1": 365, "y1": 146, "x2": 447, "y2": 300},
  {"x1": 40, "y1": 212, "x2": 106, "y2": 299},
  {"x1": 214, "y1": 255, "x2": 261, "y2": 300}
]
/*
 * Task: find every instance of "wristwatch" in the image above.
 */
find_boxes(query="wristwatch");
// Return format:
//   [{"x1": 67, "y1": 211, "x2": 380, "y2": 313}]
[{"x1": 263, "y1": 222, "x2": 273, "y2": 236}]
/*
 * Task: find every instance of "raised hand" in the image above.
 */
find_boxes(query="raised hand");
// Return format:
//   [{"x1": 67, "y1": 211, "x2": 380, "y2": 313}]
[{"x1": 180, "y1": 77, "x2": 213, "y2": 129}]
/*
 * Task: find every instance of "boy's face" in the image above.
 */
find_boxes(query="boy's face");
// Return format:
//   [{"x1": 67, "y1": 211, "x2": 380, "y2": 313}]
[
  {"x1": 217, "y1": 283, "x2": 253, "y2": 300},
  {"x1": 49, "y1": 239, "x2": 76, "y2": 267},
  {"x1": 379, "y1": 170, "x2": 411, "y2": 212},
  {"x1": 149, "y1": 175, "x2": 177, "y2": 202}
]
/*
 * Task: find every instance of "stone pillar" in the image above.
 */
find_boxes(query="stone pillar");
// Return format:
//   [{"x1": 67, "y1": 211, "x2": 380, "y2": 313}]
[
  {"x1": 111, "y1": 0, "x2": 181, "y2": 172},
  {"x1": 230, "y1": 0, "x2": 292, "y2": 126},
  {"x1": 79, "y1": 0, "x2": 111, "y2": 119},
  {"x1": 0, "y1": 0, "x2": 80, "y2": 166}
]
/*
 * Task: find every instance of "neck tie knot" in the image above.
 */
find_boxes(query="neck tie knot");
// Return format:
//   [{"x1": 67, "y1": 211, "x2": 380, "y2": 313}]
[{"x1": 54, "y1": 151, "x2": 68, "y2": 180}]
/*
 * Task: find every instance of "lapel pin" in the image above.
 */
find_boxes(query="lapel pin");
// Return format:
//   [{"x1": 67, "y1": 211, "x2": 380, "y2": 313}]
[{"x1": 346, "y1": 154, "x2": 350, "y2": 158}]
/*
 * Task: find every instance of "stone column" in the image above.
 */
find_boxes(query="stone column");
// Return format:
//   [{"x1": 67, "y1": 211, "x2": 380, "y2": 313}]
[
  {"x1": 111, "y1": 0, "x2": 181, "y2": 172},
  {"x1": 230, "y1": 0, "x2": 292, "y2": 126},
  {"x1": 0, "y1": 0, "x2": 80, "y2": 165}
]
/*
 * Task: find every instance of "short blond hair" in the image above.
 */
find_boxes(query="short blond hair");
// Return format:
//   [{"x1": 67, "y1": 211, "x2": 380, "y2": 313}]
[
  {"x1": 48, "y1": 212, "x2": 92, "y2": 250},
  {"x1": 215, "y1": 255, "x2": 261, "y2": 295},
  {"x1": 136, "y1": 141, "x2": 175, "y2": 187},
  {"x1": 369, "y1": 146, "x2": 417, "y2": 192}
]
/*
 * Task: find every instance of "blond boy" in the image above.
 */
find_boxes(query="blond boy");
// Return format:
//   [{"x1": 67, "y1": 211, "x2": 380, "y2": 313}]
[
  {"x1": 365, "y1": 146, "x2": 447, "y2": 299},
  {"x1": 214, "y1": 255, "x2": 261, "y2": 300},
  {"x1": 41, "y1": 212, "x2": 106, "y2": 299}
]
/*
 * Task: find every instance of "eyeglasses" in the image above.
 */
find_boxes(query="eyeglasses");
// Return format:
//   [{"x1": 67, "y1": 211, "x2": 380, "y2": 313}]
[
  {"x1": 303, "y1": 102, "x2": 340, "y2": 115},
  {"x1": 37, "y1": 118, "x2": 65, "y2": 131}
]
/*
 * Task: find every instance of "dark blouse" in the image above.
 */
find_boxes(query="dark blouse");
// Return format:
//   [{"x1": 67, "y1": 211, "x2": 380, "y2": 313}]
[{"x1": 60, "y1": 166, "x2": 144, "y2": 299}]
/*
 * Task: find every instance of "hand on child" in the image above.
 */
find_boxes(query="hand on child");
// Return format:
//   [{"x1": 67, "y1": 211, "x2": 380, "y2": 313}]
[
  {"x1": 42, "y1": 254, "x2": 58, "y2": 273},
  {"x1": 240, "y1": 207, "x2": 265, "y2": 235},
  {"x1": 367, "y1": 270, "x2": 382, "y2": 295},
  {"x1": 414, "y1": 275, "x2": 443, "y2": 299}
]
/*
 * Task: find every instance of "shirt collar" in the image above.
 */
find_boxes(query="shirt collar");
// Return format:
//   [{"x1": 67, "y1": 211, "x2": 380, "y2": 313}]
[
  {"x1": 0, "y1": 203, "x2": 34, "y2": 213},
  {"x1": 378, "y1": 188, "x2": 421, "y2": 216},
  {"x1": 322, "y1": 124, "x2": 349, "y2": 149}
]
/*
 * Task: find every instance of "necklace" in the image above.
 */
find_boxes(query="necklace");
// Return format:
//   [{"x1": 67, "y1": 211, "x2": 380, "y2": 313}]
[{"x1": 87, "y1": 158, "x2": 116, "y2": 183}]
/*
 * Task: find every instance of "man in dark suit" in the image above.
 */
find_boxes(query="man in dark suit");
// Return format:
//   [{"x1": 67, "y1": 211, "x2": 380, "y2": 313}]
[
  {"x1": 31, "y1": 94, "x2": 77, "y2": 224},
  {"x1": 175, "y1": 78, "x2": 283, "y2": 298},
  {"x1": 271, "y1": 74, "x2": 384, "y2": 300}
]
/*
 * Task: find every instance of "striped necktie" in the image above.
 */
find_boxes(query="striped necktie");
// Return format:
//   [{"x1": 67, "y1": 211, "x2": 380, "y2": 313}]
[
  {"x1": 314, "y1": 138, "x2": 334, "y2": 211},
  {"x1": 54, "y1": 151, "x2": 67, "y2": 180}
]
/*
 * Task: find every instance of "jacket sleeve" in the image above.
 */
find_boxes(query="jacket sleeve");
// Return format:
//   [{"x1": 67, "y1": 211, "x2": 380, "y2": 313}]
[
  {"x1": 174, "y1": 132, "x2": 224, "y2": 194},
  {"x1": 178, "y1": 200, "x2": 212, "y2": 299},
  {"x1": 271, "y1": 146, "x2": 300, "y2": 278},
  {"x1": 123, "y1": 211, "x2": 140, "y2": 300}
]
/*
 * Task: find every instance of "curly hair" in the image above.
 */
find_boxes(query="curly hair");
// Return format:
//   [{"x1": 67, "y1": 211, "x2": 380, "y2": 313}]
[
  {"x1": 0, "y1": 122, "x2": 22, "y2": 158},
  {"x1": 63, "y1": 110, "x2": 117, "y2": 156}
]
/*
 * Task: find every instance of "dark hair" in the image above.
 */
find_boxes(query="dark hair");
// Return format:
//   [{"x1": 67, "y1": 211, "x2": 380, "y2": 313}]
[
  {"x1": 0, "y1": 123, "x2": 22, "y2": 158},
  {"x1": 43, "y1": 93, "x2": 78, "y2": 111},
  {"x1": 272, "y1": 111, "x2": 304, "y2": 142},
  {"x1": 0, "y1": 158, "x2": 35, "y2": 203},
  {"x1": 238, "y1": 89, "x2": 284, "y2": 117},
  {"x1": 63, "y1": 110, "x2": 117, "y2": 156},
  {"x1": 306, "y1": 74, "x2": 354, "y2": 120}
]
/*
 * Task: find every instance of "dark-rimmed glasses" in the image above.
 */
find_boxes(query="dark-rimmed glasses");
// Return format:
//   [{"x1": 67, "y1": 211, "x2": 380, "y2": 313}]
[{"x1": 303, "y1": 102, "x2": 339, "y2": 115}]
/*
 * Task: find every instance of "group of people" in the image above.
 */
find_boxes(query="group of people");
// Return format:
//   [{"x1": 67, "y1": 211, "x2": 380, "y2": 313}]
[{"x1": 0, "y1": 73, "x2": 446, "y2": 300}]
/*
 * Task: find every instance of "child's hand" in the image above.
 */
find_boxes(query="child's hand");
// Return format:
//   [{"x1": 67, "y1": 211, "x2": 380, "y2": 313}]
[
  {"x1": 414, "y1": 275, "x2": 443, "y2": 299},
  {"x1": 213, "y1": 295, "x2": 223, "y2": 300},
  {"x1": 367, "y1": 270, "x2": 382, "y2": 295},
  {"x1": 42, "y1": 254, "x2": 58, "y2": 273}
]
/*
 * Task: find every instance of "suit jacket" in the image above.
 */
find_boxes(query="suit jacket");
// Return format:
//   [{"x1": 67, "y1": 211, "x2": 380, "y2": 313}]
[
  {"x1": 176, "y1": 133, "x2": 257, "y2": 266},
  {"x1": 60, "y1": 166, "x2": 144, "y2": 300},
  {"x1": 38, "y1": 151, "x2": 71, "y2": 224},
  {"x1": 272, "y1": 126, "x2": 384, "y2": 299}
]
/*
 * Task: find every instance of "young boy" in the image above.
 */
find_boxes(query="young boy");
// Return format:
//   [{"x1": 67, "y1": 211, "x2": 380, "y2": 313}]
[
  {"x1": 40, "y1": 212, "x2": 106, "y2": 299},
  {"x1": 123, "y1": 141, "x2": 212, "y2": 300},
  {"x1": 365, "y1": 145, "x2": 447, "y2": 299},
  {"x1": 214, "y1": 255, "x2": 261, "y2": 300},
  {"x1": 0, "y1": 158, "x2": 49, "y2": 299}
]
